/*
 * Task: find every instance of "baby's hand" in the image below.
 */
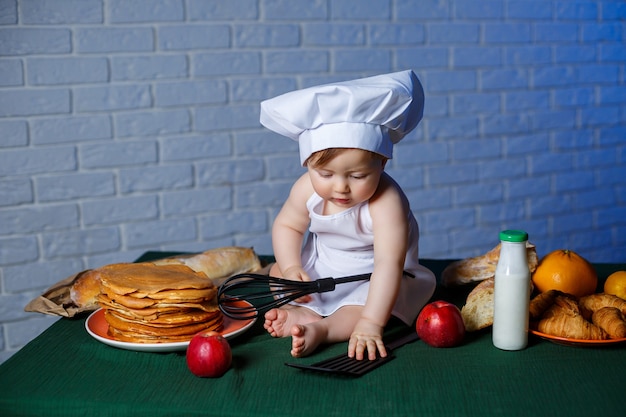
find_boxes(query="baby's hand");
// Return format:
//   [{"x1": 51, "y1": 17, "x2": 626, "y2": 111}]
[
  {"x1": 280, "y1": 266, "x2": 312, "y2": 303},
  {"x1": 348, "y1": 319, "x2": 386, "y2": 360}
]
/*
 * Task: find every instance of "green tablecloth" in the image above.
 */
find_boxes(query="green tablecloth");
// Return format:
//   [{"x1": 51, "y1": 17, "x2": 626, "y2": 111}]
[{"x1": 1, "y1": 254, "x2": 625, "y2": 417}]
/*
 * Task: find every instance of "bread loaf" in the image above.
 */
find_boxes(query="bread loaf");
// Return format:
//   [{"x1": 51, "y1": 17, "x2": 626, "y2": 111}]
[
  {"x1": 441, "y1": 242, "x2": 538, "y2": 287},
  {"x1": 461, "y1": 278, "x2": 494, "y2": 332}
]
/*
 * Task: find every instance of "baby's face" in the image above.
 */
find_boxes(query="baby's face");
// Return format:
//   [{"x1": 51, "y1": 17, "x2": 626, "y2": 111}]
[{"x1": 307, "y1": 149, "x2": 384, "y2": 212}]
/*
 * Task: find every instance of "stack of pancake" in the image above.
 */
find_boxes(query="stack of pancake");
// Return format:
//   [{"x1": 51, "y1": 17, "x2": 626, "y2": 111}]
[{"x1": 95, "y1": 262, "x2": 223, "y2": 343}]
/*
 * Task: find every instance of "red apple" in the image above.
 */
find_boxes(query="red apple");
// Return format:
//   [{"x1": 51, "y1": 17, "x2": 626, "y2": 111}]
[
  {"x1": 186, "y1": 331, "x2": 232, "y2": 377},
  {"x1": 416, "y1": 301, "x2": 465, "y2": 348}
]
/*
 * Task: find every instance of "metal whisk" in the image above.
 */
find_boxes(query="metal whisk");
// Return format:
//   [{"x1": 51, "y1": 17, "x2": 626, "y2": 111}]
[{"x1": 217, "y1": 273, "x2": 371, "y2": 320}]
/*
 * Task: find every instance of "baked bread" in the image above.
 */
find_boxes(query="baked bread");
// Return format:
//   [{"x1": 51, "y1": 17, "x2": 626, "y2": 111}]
[
  {"x1": 592, "y1": 307, "x2": 626, "y2": 339},
  {"x1": 461, "y1": 278, "x2": 494, "y2": 332},
  {"x1": 69, "y1": 269, "x2": 102, "y2": 309},
  {"x1": 441, "y1": 241, "x2": 538, "y2": 287},
  {"x1": 152, "y1": 246, "x2": 261, "y2": 285},
  {"x1": 579, "y1": 293, "x2": 626, "y2": 320},
  {"x1": 538, "y1": 295, "x2": 607, "y2": 340}
]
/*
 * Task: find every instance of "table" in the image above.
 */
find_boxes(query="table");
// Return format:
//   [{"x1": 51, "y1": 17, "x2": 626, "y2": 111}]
[{"x1": 1, "y1": 253, "x2": 624, "y2": 417}]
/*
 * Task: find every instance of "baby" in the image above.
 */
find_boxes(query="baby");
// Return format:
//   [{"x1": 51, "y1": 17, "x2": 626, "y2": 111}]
[{"x1": 259, "y1": 70, "x2": 436, "y2": 360}]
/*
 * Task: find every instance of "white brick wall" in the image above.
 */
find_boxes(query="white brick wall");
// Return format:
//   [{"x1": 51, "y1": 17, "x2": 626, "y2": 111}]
[{"x1": 1, "y1": 0, "x2": 625, "y2": 364}]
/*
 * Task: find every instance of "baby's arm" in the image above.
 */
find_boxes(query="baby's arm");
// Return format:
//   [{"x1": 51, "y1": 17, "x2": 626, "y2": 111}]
[
  {"x1": 271, "y1": 173, "x2": 313, "y2": 282},
  {"x1": 349, "y1": 174, "x2": 410, "y2": 360}
]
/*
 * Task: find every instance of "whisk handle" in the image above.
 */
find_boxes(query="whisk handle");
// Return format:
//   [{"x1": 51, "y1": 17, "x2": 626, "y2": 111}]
[{"x1": 314, "y1": 278, "x2": 337, "y2": 293}]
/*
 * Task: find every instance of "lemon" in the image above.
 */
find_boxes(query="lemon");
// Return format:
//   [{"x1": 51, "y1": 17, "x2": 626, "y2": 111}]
[{"x1": 604, "y1": 271, "x2": 626, "y2": 300}]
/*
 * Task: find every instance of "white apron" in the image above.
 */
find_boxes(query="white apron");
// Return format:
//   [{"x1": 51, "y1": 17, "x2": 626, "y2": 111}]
[{"x1": 293, "y1": 192, "x2": 436, "y2": 325}]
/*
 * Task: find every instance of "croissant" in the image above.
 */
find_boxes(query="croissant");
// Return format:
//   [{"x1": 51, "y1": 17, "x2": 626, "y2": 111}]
[
  {"x1": 579, "y1": 293, "x2": 626, "y2": 320},
  {"x1": 591, "y1": 307, "x2": 626, "y2": 339},
  {"x1": 529, "y1": 290, "x2": 565, "y2": 320},
  {"x1": 538, "y1": 296, "x2": 608, "y2": 340}
]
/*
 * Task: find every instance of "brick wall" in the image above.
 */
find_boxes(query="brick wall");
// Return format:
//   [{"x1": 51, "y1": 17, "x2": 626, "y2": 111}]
[{"x1": 1, "y1": 0, "x2": 625, "y2": 364}]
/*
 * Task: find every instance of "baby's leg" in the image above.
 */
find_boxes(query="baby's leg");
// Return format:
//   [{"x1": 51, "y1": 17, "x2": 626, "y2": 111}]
[
  {"x1": 264, "y1": 306, "x2": 322, "y2": 338},
  {"x1": 290, "y1": 305, "x2": 362, "y2": 358}
]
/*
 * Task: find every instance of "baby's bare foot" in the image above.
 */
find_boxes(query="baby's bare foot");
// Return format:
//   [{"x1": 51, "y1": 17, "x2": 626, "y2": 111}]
[
  {"x1": 264, "y1": 307, "x2": 322, "y2": 338},
  {"x1": 290, "y1": 324, "x2": 325, "y2": 358}
]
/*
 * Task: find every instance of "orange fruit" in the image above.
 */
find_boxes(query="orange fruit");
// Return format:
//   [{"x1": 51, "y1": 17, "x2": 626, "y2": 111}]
[
  {"x1": 604, "y1": 271, "x2": 626, "y2": 300},
  {"x1": 531, "y1": 249, "x2": 597, "y2": 297}
]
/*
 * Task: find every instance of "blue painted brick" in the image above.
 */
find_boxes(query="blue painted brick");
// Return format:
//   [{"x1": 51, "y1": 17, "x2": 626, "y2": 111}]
[
  {"x1": 508, "y1": 1, "x2": 553, "y2": 19},
  {"x1": 555, "y1": 1, "x2": 598, "y2": 19},
  {"x1": 0, "y1": 236, "x2": 38, "y2": 265},
  {"x1": 553, "y1": 87, "x2": 595, "y2": 107},
  {"x1": 394, "y1": 141, "x2": 449, "y2": 165},
  {"x1": 422, "y1": 208, "x2": 475, "y2": 233},
  {"x1": 0, "y1": 179, "x2": 31, "y2": 207},
  {"x1": 161, "y1": 134, "x2": 232, "y2": 162},
  {"x1": 599, "y1": 86, "x2": 626, "y2": 104},
  {"x1": 76, "y1": 28, "x2": 154, "y2": 53},
  {"x1": 0, "y1": 120, "x2": 27, "y2": 147},
  {"x1": 21, "y1": 0, "x2": 102, "y2": 23},
  {"x1": 455, "y1": 0, "x2": 503, "y2": 19},
  {"x1": 303, "y1": 23, "x2": 364, "y2": 46},
  {"x1": 505, "y1": 46, "x2": 552, "y2": 65},
  {"x1": 456, "y1": 183, "x2": 504, "y2": 205},
  {"x1": 596, "y1": 166, "x2": 626, "y2": 186},
  {"x1": 599, "y1": 126, "x2": 626, "y2": 145},
  {"x1": 529, "y1": 195, "x2": 573, "y2": 217},
  {"x1": 115, "y1": 109, "x2": 190, "y2": 137},
  {"x1": 478, "y1": 158, "x2": 527, "y2": 181},
  {"x1": 397, "y1": 47, "x2": 448, "y2": 69},
  {"x1": 481, "y1": 68, "x2": 528, "y2": 90},
  {"x1": 330, "y1": 0, "x2": 390, "y2": 19},
  {"x1": 406, "y1": 188, "x2": 451, "y2": 211},
  {"x1": 80, "y1": 141, "x2": 157, "y2": 168},
  {"x1": 555, "y1": 45, "x2": 596, "y2": 63},
  {"x1": 236, "y1": 183, "x2": 292, "y2": 208},
  {"x1": 429, "y1": 163, "x2": 477, "y2": 186},
  {"x1": 483, "y1": 114, "x2": 530, "y2": 136},
  {"x1": 264, "y1": 0, "x2": 327, "y2": 20},
  {"x1": 428, "y1": 23, "x2": 478, "y2": 44},
  {"x1": 155, "y1": 80, "x2": 227, "y2": 107},
  {"x1": 197, "y1": 159, "x2": 264, "y2": 186},
  {"x1": 505, "y1": 91, "x2": 550, "y2": 111},
  {"x1": 0, "y1": 205, "x2": 78, "y2": 235},
  {"x1": 27, "y1": 57, "x2": 108, "y2": 85},
  {"x1": 235, "y1": 131, "x2": 299, "y2": 156},
  {"x1": 396, "y1": 0, "x2": 449, "y2": 20},
  {"x1": 194, "y1": 52, "x2": 261, "y2": 76},
  {"x1": 0, "y1": 59, "x2": 22, "y2": 86},
  {"x1": 453, "y1": 47, "x2": 501, "y2": 68},
  {"x1": 109, "y1": 0, "x2": 183, "y2": 23},
  {"x1": 236, "y1": 24, "x2": 300, "y2": 47},
  {"x1": 423, "y1": 95, "x2": 448, "y2": 117},
  {"x1": 37, "y1": 173, "x2": 115, "y2": 202},
  {"x1": 111, "y1": 55, "x2": 188, "y2": 80},
  {"x1": 576, "y1": 188, "x2": 617, "y2": 210},
  {"x1": 266, "y1": 156, "x2": 303, "y2": 180},
  {"x1": 530, "y1": 152, "x2": 573, "y2": 175},
  {"x1": 0, "y1": 88, "x2": 69, "y2": 117},
  {"x1": 124, "y1": 219, "x2": 196, "y2": 248},
  {"x1": 575, "y1": 148, "x2": 618, "y2": 169},
  {"x1": 200, "y1": 211, "x2": 268, "y2": 239},
  {"x1": 0, "y1": 147, "x2": 75, "y2": 176},
  {"x1": 195, "y1": 104, "x2": 258, "y2": 132},
  {"x1": 163, "y1": 188, "x2": 232, "y2": 216},
  {"x1": 577, "y1": 64, "x2": 620, "y2": 84},
  {"x1": 479, "y1": 203, "x2": 525, "y2": 224},
  {"x1": 119, "y1": 165, "x2": 193, "y2": 193},
  {"x1": 452, "y1": 139, "x2": 502, "y2": 160},
  {"x1": 505, "y1": 133, "x2": 550, "y2": 155},
  {"x1": 0, "y1": 28, "x2": 71, "y2": 55},
  {"x1": 484, "y1": 23, "x2": 531, "y2": 43},
  {"x1": 4, "y1": 258, "x2": 84, "y2": 292},
  {"x1": 596, "y1": 206, "x2": 626, "y2": 227},
  {"x1": 508, "y1": 176, "x2": 551, "y2": 198},
  {"x1": 188, "y1": 0, "x2": 258, "y2": 20},
  {"x1": 0, "y1": 0, "x2": 16, "y2": 24},
  {"x1": 535, "y1": 23, "x2": 578, "y2": 42},
  {"x1": 426, "y1": 70, "x2": 476, "y2": 92},
  {"x1": 599, "y1": 44, "x2": 626, "y2": 62},
  {"x1": 602, "y1": 2, "x2": 626, "y2": 20},
  {"x1": 555, "y1": 171, "x2": 595, "y2": 192},
  {"x1": 386, "y1": 166, "x2": 424, "y2": 191},
  {"x1": 74, "y1": 85, "x2": 151, "y2": 112},
  {"x1": 580, "y1": 106, "x2": 620, "y2": 126},
  {"x1": 265, "y1": 50, "x2": 329, "y2": 73},
  {"x1": 334, "y1": 49, "x2": 390, "y2": 72},
  {"x1": 159, "y1": 24, "x2": 230, "y2": 50},
  {"x1": 534, "y1": 66, "x2": 576, "y2": 87},
  {"x1": 428, "y1": 116, "x2": 478, "y2": 139},
  {"x1": 31, "y1": 115, "x2": 111, "y2": 145},
  {"x1": 582, "y1": 23, "x2": 623, "y2": 42},
  {"x1": 453, "y1": 92, "x2": 500, "y2": 114},
  {"x1": 369, "y1": 23, "x2": 424, "y2": 45},
  {"x1": 231, "y1": 77, "x2": 297, "y2": 102},
  {"x1": 82, "y1": 196, "x2": 158, "y2": 225},
  {"x1": 553, "y1": 130, "x2": 594, "y2": 149}
]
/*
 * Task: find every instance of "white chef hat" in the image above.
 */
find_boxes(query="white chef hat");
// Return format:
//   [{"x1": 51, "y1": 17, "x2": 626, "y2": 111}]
[{"x1": 260, "y1": 70, "x2": 425, "y2": 165}]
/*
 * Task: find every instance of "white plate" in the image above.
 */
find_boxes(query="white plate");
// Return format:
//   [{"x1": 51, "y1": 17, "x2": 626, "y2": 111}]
[{"x1": 85, "y1": 303, "x2": 256, "y2": 353}]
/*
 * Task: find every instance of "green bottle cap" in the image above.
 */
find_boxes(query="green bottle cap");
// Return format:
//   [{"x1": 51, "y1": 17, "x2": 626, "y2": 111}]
[{"x1": 499, "y1": 230, "x2": 528, "y2": 242}]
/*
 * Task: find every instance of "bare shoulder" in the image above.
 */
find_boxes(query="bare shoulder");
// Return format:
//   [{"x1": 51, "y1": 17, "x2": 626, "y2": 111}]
[
  {"x1": 369, "y1": 173, "x2": 410, "y2": 216},
  {"x1": 289, "y1": 172, "x2": 315, "y2": 201}
]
